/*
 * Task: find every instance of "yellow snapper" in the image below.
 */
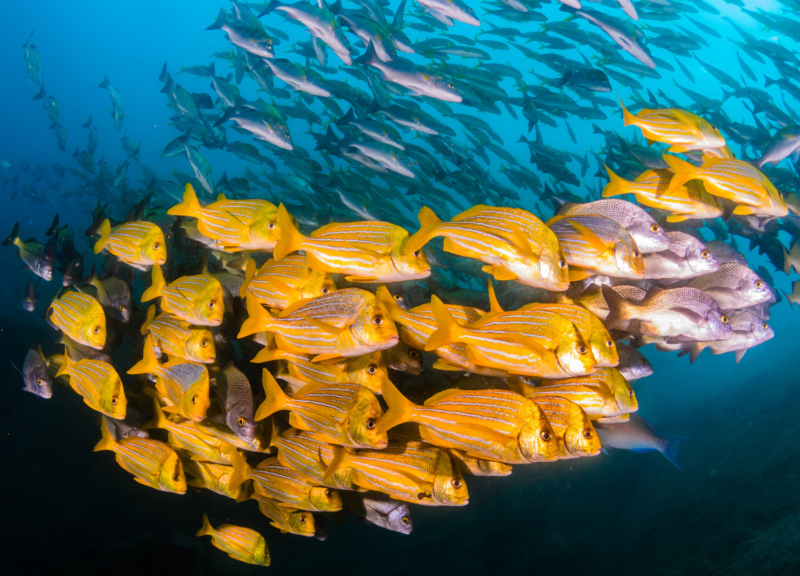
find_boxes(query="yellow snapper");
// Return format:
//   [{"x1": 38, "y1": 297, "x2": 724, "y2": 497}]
[
  {"x1": 274, "y1": 204, "x2": 431, "y2": 282},
  {"x1": 619, "y1": 99, "x2": 726, "y2": 152},
  {"x1": 603, "y1": 166, "x2": 723, "y2": 222},
  {"x1": 533, "y1": 396, "x2": 601, "y2": 459},
  {"x1": 268, "y1": 427, "x2": 360, "y2": 491},
  {"x1": 406, "y1": 205, "x2": 570, "y2": 290},
  {"x1": 250, "y1": 493, "x2": 316, "y2": 537},
  {"x1": 255, "y1": 368, "x2": 388, "y2": 449},
  {"x1": 127, "y1": 334, "x2": 210, "y2": 422},
  {"x1": 93, "y1": 219, "x2": 167, "y2": 270},
  {"x1": 445, "y1": 448, "x2": 513, "y2": 477},
  {"x1": 196, "y1": 514, "x2": 270, "y2": 566},
  {"x1": 48, "y1": 291, "x2": 106, "y2": 350},
  {"x1": 237, "y1": 458, "x2": 343, "y2": 512},
  {"x1": 94, "y1": 418, "x2": 186, "y2": 494},
  {"x1": 141, "y1": 305, "x2": 216, "y2": 363},
  {"x1": 239, "y1": 288, "x2": 398, "y2": 362},
  {"x1": 547, "y1": 214, "x2": 645, "y2": 280},
  {"x1": 142, "y1": 264, "x2": 225, "y2": 326},
  {"x1": 184, "y1": 459, "x2": 247, "y2": 500},
  {"x1": 239, "y1": 254, "x2": 336, "y2": 308},
  {"x1": 536, "y1": 367, "x2": 638, "y2": 419},
  {"x1": 56, "y1": 348, "x2": 126, "y2": 419}
]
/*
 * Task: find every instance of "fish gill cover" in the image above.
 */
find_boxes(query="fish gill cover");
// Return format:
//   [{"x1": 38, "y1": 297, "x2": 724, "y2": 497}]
[{"x1": 2, "y1": 0, "x2": 800, "y2": 573}]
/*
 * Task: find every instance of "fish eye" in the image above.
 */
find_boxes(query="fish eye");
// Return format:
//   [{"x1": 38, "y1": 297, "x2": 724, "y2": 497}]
[
  {"x1": 111, "y1": 397, "x2": 117, "y2": 405},
  {"x1": 412, "y1": 250, "x2": 420, "y2": 258},
  {"x1": 153, "y1": 243, "x2": 160, "y2": 250},
  {"x1": 373, "y1": 315, "x2": 384, "y2": 326},
  {"x1": 25, "y1": 298, "x2": 30, "y2": 302},
  {"x1": 200, "y1": 339, "x2": 208, "y2": 347},
  {"x1": 407, "y1": 162, "x2": 412, "y2": 167},
  {"x1": 208, "y1": 301, "x2": 215, "y2": 309},
  {"x1": 468, "y1": 7, "x2": 473, "y2": 11},
  {"x1": 559, "y1": 259, "x2": 567, "y2": 268},
  {"x1": 541, "y1": 431, "x2": 552, "y2": 442},
  {"x1": 285, "y1": 132, "x2": 290, "y2": 138},
  {"x1": 321, "y1": 287, "x2": 329, "y2": 294},
  {"x1": 577, "y1": 345, "x2": 587, "y2": 355},
  {"x1": 451, "y1": 479, "x2": 462, "y2": 489},
  {"x1": 712, "y1": 125, "x2": 718, "y2": 131},
  {"x1": 37, "y1": 378, "x2": 43, "y2": 386},
  {"x1": 299, "y1": 516, "x2": 307, "y2": 524},
  {"x1": 173, "y1": 473, "x2": 179, "y2": 481},
  {"x1": 368, "y1": 365, "x2": 377, "y2": 375},
  {"x1": 739, "y1": 253, "x2": 745, "y2": 259},
  {"x1": 325, "y1": 489, "x2": 333, "y2": 498},
  {"x1": 701, "y1": 250, "x2": 710, "y2": 258},
  {"x1": 393, "y1": 293, "x2": 404, "y2": 301},
  {"x1": 237, "y1": 417, "x2": 246, "y2": 427},
  {"x1": 763, "y1": 323, "x2": 769, "y2": 329},
  {"x1": 447, "y1": 83, "x2": 454, "y2": 88},
  {"x1": 650, "y1": 224, "x2": 660, "y2": 233},
  {"x1": 755, "y1": 280, "x2": 764, "y2": 288},
  {"x1": 408, "y1": 349, "x2": 419, "y2": 359},
  {"x1": 629, "y1": 389, "x2": 634, "y2": 397},
  {"x1": 192, "y1": 394, "x2": 197, "y2": 405},
  {"x1": 268, "y1": 222, "x2": 275, "y2": 229},
  {"x1": 392, "y1": 50, "x2": 397, "y2": 56},
  {"x1": 401, "y1": 516, "x2": 410, "y2": 525},
  {"x1": 583, "y1": 430, "x2": 593, "y2": 440},
  {"x1": 632, "y1": 249, "x2": 641, "y2": 258},
  {"x1": 93, "y1": 326, "x2": 101, "y2": 334},
  {"x1": 365, "y1": 418, "x2": 376, "y2": 430},
  {"x1": 721, "y1": 315, "x2": 729, "y2": 324},
  {"x1": 119, "y1": 305, "x2": 125, "y2": 311},
  {"x1": 606, "y1": 339, "x2": 613, "y2": 347}
]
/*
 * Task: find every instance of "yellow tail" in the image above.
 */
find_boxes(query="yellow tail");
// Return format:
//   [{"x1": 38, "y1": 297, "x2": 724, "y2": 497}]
[
  {"x1": 375, "y1": 285, "x2": 404, "y2": 322},
  {"x1": 238, "y1": 294, "x2": 275, "y2": 338},
  {"x1": 93, "y1": 219, "x2": 111, "y2": 255},
  {"x1": 662, "y1": 154, "x2": 700, "y2": 195},
  {"x1": 141, "y1": 263, "x2": 166, "y2": 302},
  {"x1": 196, "y1": 513, "x2": 214, "y2": 538},
  {"x1": 55, "y1": 345, "x2": 72, "y2": 379},
  {"x1": 93, "y1": 417, "x2": 118, "y2": 452},
  {"x1": 272, "y1": 204, "x2": 305, "y2": 261},
  {"x1": 602, "y1": 165, "x2": 632, "y2": 198},
  {"x1": 227, "y1": 447, "x2": 248, "y2": 491},
  {"x1": 141, "y1": 305, "x2": 157, "y2": 336},
  {"x1": 255, "y1": 368, "x2": 289, "y2": 421},
  {"x1": 425, "y1": 296, "x2": 466, "y2": 351},
  {"x1": 405, "y1": 206, "x2": 443, "y2": 255},
  {"x1": 618, "y1": 97, "x2": 637, "y2": 127},
  {"x1": 128, "y1": 334, "x2": 160, "y2": 375},
  {"x1": 375, "y1": 378, "x2": 419, "y2": 435},
  {"x1": 322, "y1": 445, "x2": 352, "y2": 481},
  {"x1": 252, "y1": 346, "x2": 290, "y2": 364},
  {"x1": 143, "y1": 395, "x2": 169, "y2": 430},
  {"x1": 239, "y1": 258, "x2": 257, "y2": 299},
  {"x1": 168, "y1": 183, "x2": 203, "y2": 218}
]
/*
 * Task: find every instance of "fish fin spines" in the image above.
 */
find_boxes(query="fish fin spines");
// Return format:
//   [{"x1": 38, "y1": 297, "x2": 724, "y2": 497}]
[
  {"x1": 255, "y1": 368, "x2": 288, "y2": 421},
  {"x1": 405, "y1": 206, "x2": 443, "y2": 255},
  {"x1": 273, "y1": 204, "x2": 304, "y2": 261},
  {"x1": 141, "y1": 263, "x2": 166, "y2": 302},
  {"x1": 376, "y1": 378, "x2": 418, "y2": 435},
  {"x1": 55, "y1": 345, "x2": 71, "y2": 378},
  {"x1": 93, "y1": 219, "x2": 111, "y2": 254}
]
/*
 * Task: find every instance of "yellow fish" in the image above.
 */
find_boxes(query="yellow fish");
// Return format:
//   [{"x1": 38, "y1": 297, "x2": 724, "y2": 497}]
[
  {"x1": 536, "y1": 367, "x2": 638, "y2": 419},
  {"x1": 663, "y1": 155, "x2": 788, "y2": 219},
  {"x1": 239, "y1": 254, "x2": 336, "y2": 309},
  {"x1": 602, "y1": 166, "x2": 723, "y2": 223},
  {"x1": 250, "y1": 493, "x2": 316, "y2": 537},
  {"x1": 274, "y1": 204, "x2": 431, "y2": 282},
  {"x1": 141, "y1": 305, "x2": 216, "y2": 364},
  {"x1": 142, "y1": 264, "x2": 225, "y2": 327},
  {"x1": 268, "y1": 427, "x2": 360, "y2": 491},
  {"x1": 128, "y1": 334, "x2": 210, "y2": 422},
  {"x1": 533, "y1": 396, "x2": 601, "y2": 459},
  {"x1": 196, "y1": 514, "x2": 270, "y2": 566},
  {"x1": 94, "y1": 418, "x2": 185, "y2": 494},
  {"x1": 184, "y1": 459, "x2": 247, "y2": 500},
  {"x1": 445, "y1": 448, "x2": 513, "y2": 477},
  {"x1": 48, "y1": 291, "x2": 106, "y2": 350},
  {"x1": 619, "y1": 99, "x2": 726, "y2": 152},
  {"x1": 239, "y1": 458, "x2": 343, "y2": 512},
  {"x1": 405, "y1": 205, "x2": 570, "y2": 290},
  {"x1": 239, "y1": 288, "x2": 398, "y2": 362},
  {"x1": 93, "y1": 219, "x2": 167, "y2": 270},
  {"x1": 56, "y1": 348, "x2": 126, "y2": 419},
  {"x1": 168, "y1": 183, "x2": 287, "y2": 252}
]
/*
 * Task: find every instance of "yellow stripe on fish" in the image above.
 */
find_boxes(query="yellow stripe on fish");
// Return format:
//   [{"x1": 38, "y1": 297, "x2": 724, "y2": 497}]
[
  {"x1": 140, "y1": 305, "x2": 216, "y2": 364},
  {"x1": 535, "y1": 367, "x2": 638, "y2": 419},
  {"x1": 238, "y1": 458, "x2": 342, "y2": 512},
  {"x1": 93, "y1": 219, "x2": 166, "y2": 270},
  {"x1": 239, "y1": 254, "x2": 336, "y2": 308},
  {"x1": 56, "y1": 348, "x2": 126, "y2": 419},
  {"x1": 48, "y1": 291, "x2": 106, "y2": 350},
  {"x1": 142, "y1": 264, "x2": 224, "y2": 326},
  {"x1": 196, "y1": 514, "x2": 270, "y2": 566},
  {"x1": 619, "y1": 99, "x2": 726, "y2": 153}
]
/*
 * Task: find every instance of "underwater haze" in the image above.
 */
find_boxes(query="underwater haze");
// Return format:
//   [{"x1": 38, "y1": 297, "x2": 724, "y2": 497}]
[{"x1": 3, "y1": 0, "x2": 800, "y2": 574}]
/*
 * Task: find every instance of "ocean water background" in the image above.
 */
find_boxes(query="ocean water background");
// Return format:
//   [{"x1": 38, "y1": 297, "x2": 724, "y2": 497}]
[{"x1": 1, "y1": 0, "x2": 799, "y2": 574}]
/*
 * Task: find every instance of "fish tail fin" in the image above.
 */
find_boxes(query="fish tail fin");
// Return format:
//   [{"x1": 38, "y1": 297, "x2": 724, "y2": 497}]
[
  {"x1": 32, "y1": 85, "x2": 46, "y2": 100},
  {"x1": 141, "y1": 263, "x2": 166, "y2": 302},
  {"x1": 618, "y1": 96, "x2": 637, "y2": 127},
  {"x1": 602, "y1": 165, "x2": 631, "y2": 197},
  {"x1": 196, "y1": 513, "x2": 214, "y2": 538},
  {"x1": 93, "y1": 417, "x2": 117, "y2": 452},
  {"x1": 375, "y1": 285, "x2": 404, "y2": 322},
  {"x1": 206, "y1": 7, "x2": 226, "y2": 30},
  {"x1": 336, "y1": 108, "x2": 356, "y2": 126},
  {"x1": 663, "y1": 437, "x2": 690, "y2": 469},
  {"x1": 167, "y1": 184, "x2": 203, "y2": 218},
  {"x1": 323, "y1": 445, "x2": 352, "y2": 481},
  {"x1": 239, "y1": 294, "x2": 274, "y2": 338},
  {"x1": 227, "y1": 448, "x2": 248, "y2": 491},
  {"x1": 258, "y1": 0, "x2": 282, "y2": 17},
  {"x1": 600, "y1": 286, "x2": 631, "y2": 331},
  {"x1": 128, "y1": 334, "x2": 160, "y2": 375},
  {"x1": 255, "y1": 368, "x2": 288, "y2": 421},
  {"x1": 2, "y1": 222, "x2": 20, "y2": 246},
  {"x1": 425, "y1": 295, "x2": 466, "y2": 351},
  {"x1": 98, "y1": 75, "x2": 111, "y2": 89},
  {"x1": 141, "y1": 305, "x2": 156, "y2": 336},
  {"x1": 354, "y1": 41, "x2": 378, "y2": 66},
  {"x1": 93, "y1": 219, "x2": 111, "y2": 254},
  {"x1": 144, "y1": 395, "x2": 169, "y2": 430},
  {"x1": 273, "y1": 203, "x2": 304, "y2": 261},
  {"x1": 55, "y1": 346, "x2": 71, "y2": 378},
  {"x1": 376, "y1": 378, "x2": 418, "y2": 434},
  {"x1": 239, "y1": 258, "x2": 257, "y2": 299},
  {"x1": 662, "y1": 154, "x2": 699, "y2": 194},
  {"x1": 405, "y1": 206, "x2": 443, "y2": 255}
]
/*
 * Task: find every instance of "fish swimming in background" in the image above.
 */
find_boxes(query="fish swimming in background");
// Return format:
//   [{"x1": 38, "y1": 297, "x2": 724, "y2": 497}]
[
  {"x1": 98, "y1": 75, "x2": 124, "y2": 131},
  {"x1": 93, "y1": 219, "x2": 167, "y2": 270},
  {"x1": 84, "y1": 265, "x2": 132, "y2": 323},
  {"x1": 196, "y1": 514, "x2": 270, "y2": 566},
  {"x1": 142, "y1": 264, "x2": 225, "y2": 326},
  {"x1": 595, "y1": 414, "x2": 689, "y2": 469},
  {"x1": 615, "y1": 343, "x2": 653, "y2": 382},
  {"x1": 18, "y1": 278, "x2": 39, "y2": 311},
  {"x1": 11, "y1": 345, "x2": 53, "y2": 399},
  {"x1": 619, "y1": 100, "x2": 726, "y2": 152},
  {"x1": 3, "y1": 222, "x2": 54, "y2": 281},
  {"x1": 47, "y1": 291, "x2": 106, "y2": 350},
  {"x1": 683, "y1": 310, "x2": 774, "y2": 364},
  {"x1": 56, "y1": 349, "x2": 126, "y2": 419}
]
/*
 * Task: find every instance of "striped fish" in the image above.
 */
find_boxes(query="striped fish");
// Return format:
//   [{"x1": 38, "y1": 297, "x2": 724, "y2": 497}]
[
  {"x1": 405, "y1": 205, "x2": 570, "y2": 291},
  {"x1": 532, "y1": 396, "x2": 601, "y2": 459},
  {"x1": 93, "y1": 219, "x2": 166, "y2": 270},
  {"x1": 93, "y1": 418, "x2": 185, "y2": 494},
  {"x1": 664, "y1": 155, "x2": 788, "y2": 219},
  {"x1": 270, "y1": 428, "x2": 359, "y2": 490},
  {"x1": 56, "y1": 349, "x2": 126, "y2": 419},
  {"x1": 256, "y1": 369, "x2": 388, "y2": 449},
  {"x1": 183, "y1": 459, "x2": 246, "y2": 500},
  {"x1": 142, "y1": 264, "x2": 224, "y2": 326},
  {"x1": 536, "y1": 367, "x2": 639, "y2": 419},
  {"x1": 240, "y1": 254, "x2": 336, "y2": 308},
  {"x1": 140, "y1": 305, "x2": 216, "y2": 364},
  {"x1": 619, "y1": 100, "x2": 726, "y2": 153},
  {"x1": 603, "y1": 167, "x2": 723, "y2": 223},
  {"x1": 239, "y1": 288, "x2": 399, "y2": 361},
  {"x1": 244, "y1": 458, "x2": 342, "y2": 512},
  {"x1": 547, "y1": 214, "x2": 645, "y2": 280},
  {"x1": 196, "y1": 514, "x2": 270, "y2": 566},
  {"x1": 323, "y1": 441, "x2": 469, "y2": 506},
  {"x1": 48, "y1": 291, "x2": 106, "y2": 350},
  {"x1": 273, "y1": 204, "x2": 431, "y2": 282},
  {"x1": 445, "y1": 448, "x2": 513, "y2": 477},
  {"x1": 379, "y1": 379, "x2": 563, "y2": 464},
  {"x1": 250, "y1": 493, "x2": 316, "y2": 537}
]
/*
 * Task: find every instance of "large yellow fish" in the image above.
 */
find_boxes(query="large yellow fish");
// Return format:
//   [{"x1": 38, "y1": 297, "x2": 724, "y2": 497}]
[
  {"x1": 273, "y1": 204, "x2": 431, "y2": 282},
  {"x1": 183, "y1": 459, "x2": 247, "y2": 500},
  {"x1": 619, "y1": 99, "x2": 726, "y2": 152},
  {"x1": 239, "y1": 288, "x2": 398, "y2": 362},
  {"x1": 237, "y1": 458, "x2": 343, "y2": 512},
  {"x1": 250, "y1": 493, "x2": 316, "y2": 537},
  {"x1": 56, "y1": 349, "x2": 126, "y2": 419},
  {"x1": 94, "y1": 418, "x2": 185, "y2": 494},
  {"x1": 239, "y1": 254, "x2": 336, "y2": 309},
  {"x1": 141, "y1": 306, "x2": 216, "y2": 364},
  {"x1": 48, "y1": 291, "x2": 106, "y2": 350},
  {"x1": 196, "y1": 514, "x2": 270, "y2": 566},
  {"x1": 602, "y1": 166, "x2": 723, "y2": 222},
  {"x1": 168, "y1": 184, "x2": 287, "y2": 252},
  {"x1": 406, "y1": 205, "x2": 570, "y2": 290},
  {"x1": 142, "y1": 264, "x2": 225, "y2": 326},
  {"x1": 93, "y1": 219, "x2": 167, "y2": 270},
  {"x1": 536, "y1": 367, "x2": 638, "y2": 420},
  {"x1": 533, "y1": 396, "x2": 601, "y2": 459}
]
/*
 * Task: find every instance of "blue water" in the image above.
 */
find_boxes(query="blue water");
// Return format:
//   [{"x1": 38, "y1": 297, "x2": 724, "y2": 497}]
[{"x1": 2, "y1": 0, "x2": 800, "y2": 574}]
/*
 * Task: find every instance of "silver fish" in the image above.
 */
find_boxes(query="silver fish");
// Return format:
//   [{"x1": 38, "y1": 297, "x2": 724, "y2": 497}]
[
  {"x1": 214, "y1": 362, "x2": 256, "y2": 443},
  {"x1": 644, "y1": 232, "x2": 719, "y2": 283},
  {"x1": 677, "y1": 264, "x2": 773, "y2": 312},
  {"x1": 12, "y1": 346, "x2": 53, "y2": 399},
  {"x1": 341, "y1": 491, "x2": 413, "y2": 534},
  {"x1": 595, "y1": 415, "x2": 688, "y2": 469},
  {"x1": 615, "y1": 343, "x2": 653, "y2": 381}
]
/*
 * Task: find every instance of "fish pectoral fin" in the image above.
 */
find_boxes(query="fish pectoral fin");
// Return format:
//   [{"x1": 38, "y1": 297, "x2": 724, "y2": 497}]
[
  {"x1": 667, "y1": 144, "x2": 692, "y2": 153},
  {"x1": 302, "y1": 315, "x2": 345, "y2": 338},
  {"x1": 508, "y1": 224, "x2": 538, "y2": 262},
  {"x1": 432, "y1": 359, "x2": 468, "y2": 372},
  {"x1": 734, "y1": 349, "x2": 747, "y2": 363},
  {"x1": 344, "y1": 276, "x2": 380, "y2": 283},
  {"x1": 665, "y1": 214, "x2": 688, "y2": 223},
  {"x1": 732, "y1": 205, "x2": 756, "y2": 216},
  {"x1": 287, "y1": 411, "x2": 314, "y2": 432},
  {"x1": 293, "y1": 381, "x2": 325, "y2": 398},
  {"x1": 568, "y1": 221, "x2": 610, "y2": 255},
  {"x1": 568, "y1": 268, "x2": 594, "y2": 282},
  {"x1": 133, "y1": 477, "x2": 152, "y2": 487},
  {"x1": 485, "y1": 264, "x2": 518, "y2": 281},
  {"x1": 423, "y1": 388, "x2": 467, "y2": 406},
  {"x1": 311, "y1": 353, "x2": 345, "y2": 363}
]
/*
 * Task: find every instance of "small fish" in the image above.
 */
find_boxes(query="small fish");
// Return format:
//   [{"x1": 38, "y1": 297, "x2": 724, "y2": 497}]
[
  {"x1": 341, "y1": 491, "x2": 413, "y2": 534},
  {"x1": 676, "y1": 264, "x2": 773, "y2": 311},
  {"x1": 615, "y1": 343, "x2": 653, "y2": 381},
  {"x1": 48, "y1": 291, "x2": 106, "y2": 350},
  {"x1": 595, "y1": 414, "x2": 688, "y2": 469},
  {"x1": 214, "y1": 362, "x2": 256, "y2": 443},
  {"x1": 85, "y1": 265, "x2": 132, "y2": 322},
  {"x1": 537, "y1": 367, "x2": 638, "y2": 420},
  {"x1": 250, "y1": 493, "x2": 316, "y2": 537},
  {"x1": 140, "y1": 305, "x2": 216, "y2": 364},
  {"x1": 18, "y1": 278, "x2": 39, "y2": 311},
  {"x1": 240, "y1": 254, "x2": 336, "y2": 309},
  {"x1": 643, "y1": 232, "x2": 719, "y2": 283},
  {"x1": 142, "y1": 264, "x2": 225, "y2": 327},
  {"x1": 532, "y1": 396, "x2": 601, "y2": 459},
  {"x1": 93, "y1": 219, "x2": 167, "y2": 270},
  {"x1": 754, "y1": 125, "x2": 800, "y2": 169},
  {"x1": 3, "y1": 223, "x2": 53, "y2": 280},
  {"x1": 445, "y1": 448, "x2": 512, "y2": 477},
  {"x1": 382, "y1": 341, "x2": 423, "y2": 375},
  {"x1": 94, "y1": 418, "x2": 186, "y2": 493},
  {"x1": 619, "y1": 100, "x2": 726, "y2": 153},
  {"x1": 196, "y1": 514, "x2": 270, "y2": 566},
  {"x1": 239, "y1": 458, "x2": 342, "y2": 512},
  {"x1": 206, "y1": 8, "x2": 274, "y2": 59},
  {"x1": 684, "y1": 309, "x2": 774, "y2": 364},
  {"x1": 11, "y1": 345, "x2": 53, "y2": 399},
  {"x1": 56, "y1": 349, "x2": 126, "y2": 419}
]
